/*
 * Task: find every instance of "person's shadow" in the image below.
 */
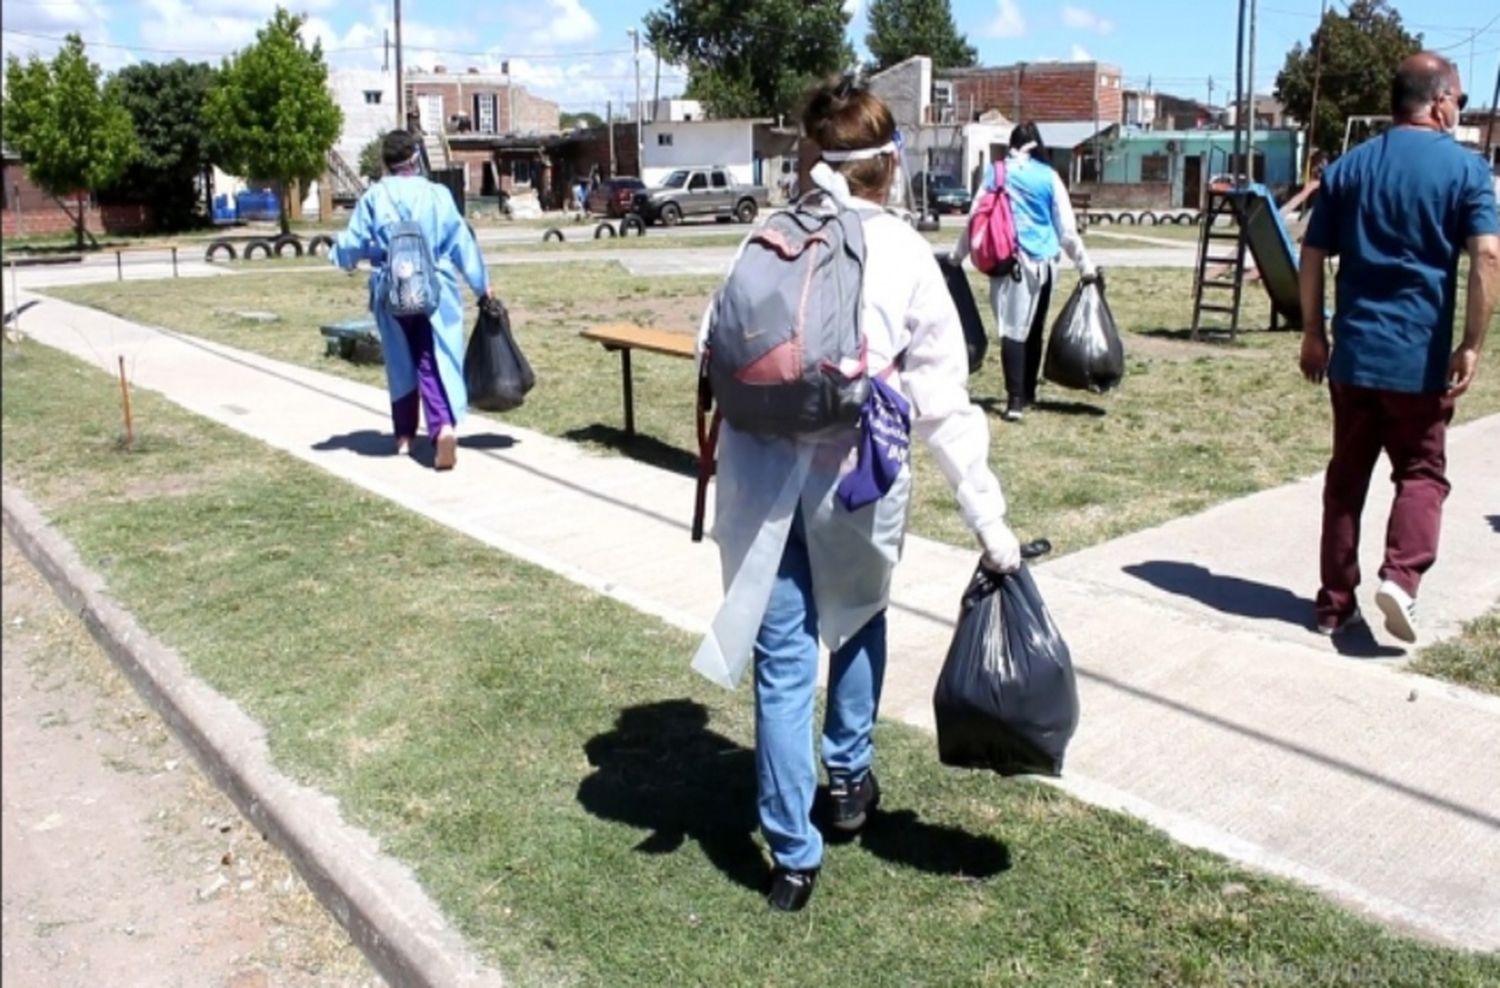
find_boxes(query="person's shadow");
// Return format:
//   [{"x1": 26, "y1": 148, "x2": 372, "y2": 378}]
[
  {"x1": 855, "y1": 806, "x2": 1011, "y2": 879},
  {"x1": 1124, "y1": 560, "x2": 1404, "y2": 658},
  {"x1": 577, "y1": 700, "x2": 767, "y2": 893},
  {"x1": 577, "y1": 700, "x2": 1013, "y2": 890},
  {"x1": 312, "y1": 430, "x2": 517, "y2": 465}
]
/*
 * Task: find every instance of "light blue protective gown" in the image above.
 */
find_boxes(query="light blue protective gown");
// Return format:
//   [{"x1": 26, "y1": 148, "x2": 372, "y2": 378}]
[{"x1": 330, "y1": 175, "x2": 490, "y2": 423}]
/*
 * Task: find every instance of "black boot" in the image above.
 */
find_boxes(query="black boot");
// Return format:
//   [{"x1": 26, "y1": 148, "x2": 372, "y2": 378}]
[{"x1": 1001, "y1": 339, "x2": 1027, "y2": 421}]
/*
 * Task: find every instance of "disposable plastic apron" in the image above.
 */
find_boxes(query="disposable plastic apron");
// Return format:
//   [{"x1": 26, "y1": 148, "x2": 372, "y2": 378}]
[{"x1": 691, "y1": 423, "x2": 911, "y2": 689}]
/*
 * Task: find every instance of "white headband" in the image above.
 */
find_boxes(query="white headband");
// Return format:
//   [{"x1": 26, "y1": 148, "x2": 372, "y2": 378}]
[{"x1": 820, "y1": 141, "x2": 897, "y2": 163}]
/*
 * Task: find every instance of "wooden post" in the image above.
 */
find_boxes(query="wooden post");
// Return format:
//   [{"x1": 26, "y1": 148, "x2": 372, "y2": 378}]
[{"x1": 117, "y1": 356, "x2": 134, "y2": 449}]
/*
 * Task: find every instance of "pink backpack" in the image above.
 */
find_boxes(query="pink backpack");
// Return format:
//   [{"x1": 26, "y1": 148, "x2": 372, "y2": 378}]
[{"x1": 967, "y1": 160, "x2": 1020, "y2": 279}]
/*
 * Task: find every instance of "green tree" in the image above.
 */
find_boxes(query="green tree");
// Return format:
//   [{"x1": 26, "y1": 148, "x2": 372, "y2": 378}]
[
  {"x1": 205, "y1": 8, "x2": 343, "y2": 235},
  {"x1": 1, "y1": 35, "x2": 138, "y2": 248},
  {"x1": 103, "y1": 60, "x2": 219, "y2": 231},
  {"x1": 560, "y1": 111, "x2": 604, "y2": 130},
  {"x1": 1274, "y1": 0, "x2": 1422, "y2": 155},
  {"x1": 357, "y1": 133, "x2": 387, "y2": 181},
  {"x1": 866, "y1": 0, "x2": 977, "y2": 72},
  {"x1": 645, "y1": 0, "x2": 853, "y2": 119}
]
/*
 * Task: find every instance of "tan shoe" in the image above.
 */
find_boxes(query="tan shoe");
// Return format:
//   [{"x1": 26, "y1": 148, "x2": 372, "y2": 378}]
[{"x1": 434, "y1": 426, "x2": 458, "y2": 471}]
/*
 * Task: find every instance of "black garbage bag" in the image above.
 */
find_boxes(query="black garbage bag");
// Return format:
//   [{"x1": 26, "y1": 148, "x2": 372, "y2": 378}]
[
  {"x1": 935, "y1": 250, "x2": 988, "y2": 374},
  {"x1": 464, "y1": 295, "x2": 535, "y2": 412},
  {"x1": 933, "y1": 563, "x2": 1079, "y2": 776},
  {"x1": 1042, "y1": 276, "x2": 1124, "y2": 393}
]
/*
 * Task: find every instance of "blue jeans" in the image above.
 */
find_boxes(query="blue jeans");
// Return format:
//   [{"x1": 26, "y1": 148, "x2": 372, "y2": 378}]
[{"x1": 754, "y1": 512, "x2": 888, "y2": 871}]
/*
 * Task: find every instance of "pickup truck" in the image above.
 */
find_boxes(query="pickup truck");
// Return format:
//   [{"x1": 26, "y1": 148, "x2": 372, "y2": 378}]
[{"x1": 633, "y1": 167, "x2": 769, "y2": 226}]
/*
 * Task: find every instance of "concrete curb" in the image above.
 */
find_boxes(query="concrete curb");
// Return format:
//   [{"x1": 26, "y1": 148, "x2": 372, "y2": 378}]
[{"x1": 2, "y1": 484, "x2": 506, "y2": 988}]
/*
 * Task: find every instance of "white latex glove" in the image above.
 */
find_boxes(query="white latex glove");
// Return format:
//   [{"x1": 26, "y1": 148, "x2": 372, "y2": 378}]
[
  {"x1": 1079, "y1": 258, "x2": 1098, "y2": 280},
  {"x1": 979, "y1": 521, "x2": 1022, "y2": 573}
]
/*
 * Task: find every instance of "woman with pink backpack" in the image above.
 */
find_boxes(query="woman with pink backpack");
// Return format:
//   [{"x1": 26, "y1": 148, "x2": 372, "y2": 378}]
[{"x1": 954, "y1": 122, "x2": 1096, "y2": 422}]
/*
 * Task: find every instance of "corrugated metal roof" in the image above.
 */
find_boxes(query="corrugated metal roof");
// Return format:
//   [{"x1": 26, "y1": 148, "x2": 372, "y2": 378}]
[{"x1": 1036, "y1": 120, "x2": 1116, "y2": 149}]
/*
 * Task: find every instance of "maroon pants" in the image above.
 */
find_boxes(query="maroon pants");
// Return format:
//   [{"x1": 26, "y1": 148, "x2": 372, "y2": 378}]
[{"x1": 1316, "y1": 382, "x2": 1454, "y2": 624}]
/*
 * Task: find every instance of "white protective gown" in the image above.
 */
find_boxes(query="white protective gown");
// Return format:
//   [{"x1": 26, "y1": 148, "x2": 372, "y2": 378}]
[{"x1": 692, "y1": 195, "x2": 1012, "y2": 689}]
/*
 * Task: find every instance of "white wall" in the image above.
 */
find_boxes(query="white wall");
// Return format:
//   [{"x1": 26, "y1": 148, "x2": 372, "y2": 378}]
[
  {"x1": 641, "y1": 121, "x2": 755, "y2": 186},
  {"x1": 329, "y1": 69, "x2": 397, "y2": 166}
]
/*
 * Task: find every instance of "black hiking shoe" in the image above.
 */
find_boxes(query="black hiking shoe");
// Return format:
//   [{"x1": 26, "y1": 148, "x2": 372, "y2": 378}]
[
  {"x1": 827, "y1": 770, "x2": 880, "y2": 834},
  {"x1": 768, "y1": 868, "x2": 818, "y2": 912}
]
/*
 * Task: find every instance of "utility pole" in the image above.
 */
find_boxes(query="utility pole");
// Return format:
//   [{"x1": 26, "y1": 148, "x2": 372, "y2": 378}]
[
  {"x1": 393, "y1": 0, "x2": 404, "y2": 130},
  {"x1": 627, "y1": 28, "x2": 643, "y2": 177},
  {"x1": 652, "y1": 42, "x2": 661, "y2": 123},
  {"x1": 383, "y1": 29, "x2": 389, "y2": 73},
  {"x1": 1304, "y1": 0, "x2": 1327, "y2": 183},
  {"x1": 608, "y1": 100, "x2": 617, "y2": 177},
  {"x1": 1486, "y1": 64, "x2": 1499, "y2": 160},
  {"x1": 1232, "y1": 0, "x2": 1246, "y2": 184},
  {"x1": 1246, "y1": 0, "x2": 1258, "y2": 183}
]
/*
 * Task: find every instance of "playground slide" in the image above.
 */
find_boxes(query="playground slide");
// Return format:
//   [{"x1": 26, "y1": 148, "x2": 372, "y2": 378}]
[{"x1": 1228, "y1": 184, "x2": 1302, "y2": 326}]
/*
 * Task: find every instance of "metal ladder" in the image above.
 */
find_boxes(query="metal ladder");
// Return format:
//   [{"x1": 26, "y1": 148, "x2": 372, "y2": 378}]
[{"x1": 1190, "y1": 187, "x2": 1249, "y2": 341}]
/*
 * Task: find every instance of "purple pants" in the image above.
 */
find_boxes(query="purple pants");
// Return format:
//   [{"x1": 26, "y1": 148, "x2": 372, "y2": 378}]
[
  {"x1": 391, "y1": 315, "x2": 453, "y2": 440},
  {"x1": 1315, "y1": 381, "x2": 1454, "y2": 624}
]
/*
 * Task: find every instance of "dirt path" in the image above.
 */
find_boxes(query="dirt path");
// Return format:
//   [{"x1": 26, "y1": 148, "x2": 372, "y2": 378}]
[{"x1": 1, "y1": 534, "x2": 379, "y2": 988}]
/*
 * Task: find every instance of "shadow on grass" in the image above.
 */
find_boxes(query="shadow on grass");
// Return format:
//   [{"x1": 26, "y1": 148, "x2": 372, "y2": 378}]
[
  {"x1": 564, "y1": 424, "x2": 697, "y2": 478},
  {"x1": 1134, "y1": 327, "x2": 1243, "y2": 345},
  {"x1": 578, "y1": 700, "x2": 766, "y2": 894},
  {"x1": 579, "y1": 700, "x2": 1014, "y2": 893},
  {"x1": 854, "y1": 809, "x2": 1011, "y2": 879},
  {"x1": 975, "y1": 396, "x2": 1106, "y2": 418}
]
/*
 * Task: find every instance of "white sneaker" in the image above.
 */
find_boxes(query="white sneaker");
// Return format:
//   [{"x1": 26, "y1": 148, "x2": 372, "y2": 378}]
[{"x1": 1375, "y1": 580, "x2": 1418, "y2": 644}]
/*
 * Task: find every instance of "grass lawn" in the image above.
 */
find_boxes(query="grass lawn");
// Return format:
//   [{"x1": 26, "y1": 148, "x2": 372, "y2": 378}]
[
  {"x1": 47, "y1": 263, "x2": 1500, "y2": 558},
  {"x1": 1412, "y1": 609, "x2": 1500, "y2": 695},
  {"x1": 5, "y1": 340, "x2": 1497, "y2": 987}
]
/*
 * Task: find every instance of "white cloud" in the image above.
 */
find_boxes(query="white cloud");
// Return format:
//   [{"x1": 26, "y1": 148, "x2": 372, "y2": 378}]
[
  {"x1": 1069, "y1": 43, "x2": 1092, "y2": 62},
  {"x1": 1061, "y1": 5, "x2": 1114, "y2": 35},
  {"x1": 844, "y1": 0, "x2": 865, "y2": 19},
  {"x1": 985, "y1": 0, "x2": 1026, "y2": 39},
  {"x1": 0, "y1": 0, "x2": 132, "y2": 70},
  {"x1": 518, "y1": 0, "x2": 600, "y2": 47}
]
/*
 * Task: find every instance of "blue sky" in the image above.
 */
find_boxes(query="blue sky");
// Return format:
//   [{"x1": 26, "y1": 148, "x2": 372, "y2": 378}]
[{"x1": 2, "y1": 0, "x2": 1496, "y2": 113}]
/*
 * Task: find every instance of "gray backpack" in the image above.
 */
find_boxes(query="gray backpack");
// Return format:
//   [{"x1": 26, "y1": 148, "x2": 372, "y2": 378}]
[
  {"x1": 379, "y1": 183, "x2": 441, "y2": 319},
  {"x1": 703, "y1": 191, "x2": 869, "y2": 436}
]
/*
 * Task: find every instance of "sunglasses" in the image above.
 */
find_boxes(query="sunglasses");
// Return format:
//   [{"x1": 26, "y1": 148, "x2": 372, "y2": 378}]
[{"x1": 1443, "y1": 91, "x2": 1469, "y2": 111}]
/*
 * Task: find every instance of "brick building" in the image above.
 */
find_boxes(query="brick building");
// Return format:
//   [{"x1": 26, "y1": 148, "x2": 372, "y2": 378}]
[
  {"x1": 403, "y1": 66, "x2": 561, "y2": 198},
  {"x1": 938, "y1": 61, "x2": 1123, "y2": 125},
  {"x1": 2, "y1": 149, "x2": 153, "y2": 239}
]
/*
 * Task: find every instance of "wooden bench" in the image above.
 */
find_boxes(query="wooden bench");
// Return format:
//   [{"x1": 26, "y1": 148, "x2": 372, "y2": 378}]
[
  {"x1": 320, "y1": 317, "x2": 381, "y2": 360},
  {"x1": 580, "y1": 322, "x2": 696, "y2": 436}
]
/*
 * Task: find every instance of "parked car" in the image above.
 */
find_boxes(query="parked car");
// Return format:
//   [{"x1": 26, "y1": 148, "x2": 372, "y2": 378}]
[
  {"x1": 911, "y1": 172, "x2": 972, "y2": 215},
  {"x1": 633, "y1": 167, "x2": 769, "y2": 226},
  {"x1": 586, "y1": 177, "x2": 646, "y2": 218}
]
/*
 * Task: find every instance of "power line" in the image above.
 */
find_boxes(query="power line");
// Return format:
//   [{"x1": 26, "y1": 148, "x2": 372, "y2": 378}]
[{"x1": 0, "y1": 28, "x2": 639, "y2": 61}]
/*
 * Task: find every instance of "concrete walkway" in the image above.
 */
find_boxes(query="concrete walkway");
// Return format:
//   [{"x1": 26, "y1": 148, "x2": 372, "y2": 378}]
[{"x1": 11, "y1": 288, "x2": 1500, "y2": 952}]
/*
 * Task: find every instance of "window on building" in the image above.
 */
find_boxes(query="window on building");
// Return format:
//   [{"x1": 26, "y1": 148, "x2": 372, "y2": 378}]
[
  {"x1": 363, "y1": 90, "x2": 383, "y2": 105},
  {"x1": 657, "y1": 133, "x2": 674, "y2": 146},
  {"x1": 1141, "y1": 153, "x2": 1170, "y2": 183},
  {"x1": 512, "y1": 159, "x2": 532, "y2": 187},
  {"x1": 475, "y1": 93, "x2": 496, "y2": 134}
]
